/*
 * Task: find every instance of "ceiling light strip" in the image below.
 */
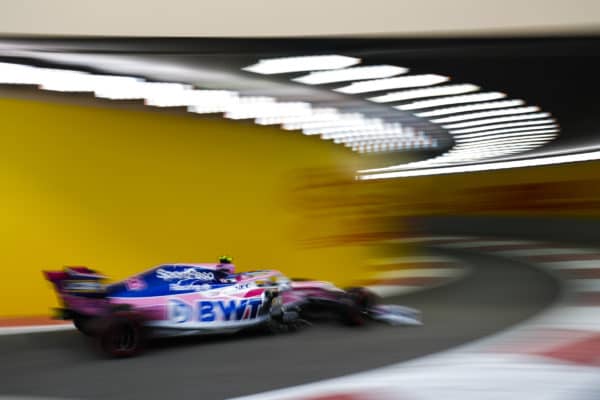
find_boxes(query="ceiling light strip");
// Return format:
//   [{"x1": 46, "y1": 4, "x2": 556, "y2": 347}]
[
  {"x1": 415, "y1": 100, "x2": 526, "y2": 117},
  {"x1": 371, "y1": 84, "x2": 480, "y2": 103},
  {"x1": 453, "y1": 136, "x2": 556, "y2": 149},
  {"x1": 430, "y1": 106, "x2": 540, "y2": 124},
  {"x1": 449, "y1": 119, "x2": 556, "y2": 134},
  {"x1": 442, "y1": 113, "x2": 551, "y2": 129},
  {"x1": 454, "y1": 125, "x2": 559, "y2": 139},
  {"x1": 242, "y1": 55, "x2": 361, "y2": 75},
  {"x1": 396, "y1": 92, "x2": 506, "y2": 110},
  {"x1": 455, "y1": 129, "x2": 560, "y2": 143},
  {"x1": 292, "y1": 65, "x2": 408, "y2": 85},
  {"x1": 357, "y1": 150, "x2": 600, "y2": 180},
  {"x1": 335, "y1": 74, "x2": 449, "y2": 94}
]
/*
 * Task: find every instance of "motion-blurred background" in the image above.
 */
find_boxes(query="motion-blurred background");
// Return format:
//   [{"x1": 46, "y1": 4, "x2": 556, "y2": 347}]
[{"x1": 1, "y1": 1, "x2": 600, "y2": 399}]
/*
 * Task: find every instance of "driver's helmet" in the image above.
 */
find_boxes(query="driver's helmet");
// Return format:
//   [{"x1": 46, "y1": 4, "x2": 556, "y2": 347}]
[
  {"x1": 218, "y1": 255, "x2": 233, "y2": 264},
  {"x1": 217, "y1": 255, "x2": 235, "y2": 274}
]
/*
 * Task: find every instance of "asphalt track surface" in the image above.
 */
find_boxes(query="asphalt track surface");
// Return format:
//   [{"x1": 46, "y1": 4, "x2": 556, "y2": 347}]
[{"x1": 0, "y1": 249, "x2": 559, "y2": 400}]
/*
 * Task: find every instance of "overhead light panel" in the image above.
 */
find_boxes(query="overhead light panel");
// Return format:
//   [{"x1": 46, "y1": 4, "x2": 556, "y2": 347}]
[
  {"x1": 359, "y1": 150, "x2": 600, "y2": 180},
  {"x1": 453, "y1": 136, "x2": 556, "y2": 149},
  {"x1": 333, "y1": 134, "x2": 412, "y2": 144},
  {"x1": 293, "y1": 65, "x2": 408, "y2": 85},
  {"x1": 283, "y1": 113, "x2": 364, "y2": 131},
  {"x1": 397, "y1": 92, "x2": 507, "y2": 110},
  {"x1": 0, "y1": 62, "x2": 42, "y2": 85},
  {"x1": 334, "y1": 133, "x2": 409, "y2": 144},
  {"x1": 442, "y1": 147, "x2": 541, "y2": 160},
  {"x1": 449, "y1": 119, "x2": 556, "y2": 134},
  {"x1": 443, "y1": 112, "x2": 551, "y2": 129},
  {"x1": 306, "y1": 119, "x2": 388, "y2": 135},
  {"x1": 94, "y1": 81, "x2": 190, "y2": 100},
  {"x1": 431, "y1": 106, "x2": 540, "y2": 124},
  {"x1": 242, "y1": 55, "x2": 360, "y2": 75},
  {"x1": 449, "y1": 143, "x2": 545, "y2": 153},
  {"x1": 145, "y1": 89, "x2": 239, "y2": 107},
  {"x1": 38, "y1": 71, "x2": 144, "y2": 93},
  {"x1": 225, "y1": 101, "x2": 311, "y2": 120},
  {"x1": 416, "y1": 100, "x2": 526, "y2": 117},
  {"x1": 456, "y1": 129, "x2": 559, "y2": 143},
  {"x1": 372, "y1": 84, "x2": 480, "y2": 103},
  {"x1": 455, "y1": 126, "x2": 559, "y2": 139},
  {"x1": 321, "y1": 124, "x2": 406, "y2": 138},
  {"x1": 255, "y1": 108, "x2": 340, "y2": 125},
  {"x1": 335, "y1": 74, "x2": 449, "y2": 94},
  {"x1": 447, "y1": 147, "x2": 542, "y2": 157}
]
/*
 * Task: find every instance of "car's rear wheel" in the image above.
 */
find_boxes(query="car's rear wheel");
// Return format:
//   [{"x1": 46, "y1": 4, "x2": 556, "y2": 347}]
[
  {"x1": 73, "y1": 316, "x2": 94, "y2": 336},
  {"x1": 99, "y1": 312, "x2": 144, "y2": 358}
]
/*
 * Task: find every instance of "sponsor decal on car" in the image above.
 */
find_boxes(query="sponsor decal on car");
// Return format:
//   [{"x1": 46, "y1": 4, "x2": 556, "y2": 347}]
[
  {"x1": 62, "y1": 280, "x2": 104, "y2": 293},
  {"x1": 234, "y1": 282, "x2": 252, "y2": 290},
  {"x1": 156, "y1": 268, "x2": 215, "y2": 281},
  {"x1": 167, "y1": 298, "x2": 263, "y2": 323},
  {"x1": 169, "y1": 281, "x2": 212, "y2": 292},
  {"x1": 168, "y1": 299, "x2": 193, "y2": 323},
  {"x1": 199, "y1": 299, "x2": 263, "y2": 322},
  {"x1": 125, "y1": 276, "x2": 147, "y2": 291}
]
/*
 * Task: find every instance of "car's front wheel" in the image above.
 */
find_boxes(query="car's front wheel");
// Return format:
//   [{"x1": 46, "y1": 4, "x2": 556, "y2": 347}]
[{"x1": 340, "y1": 287, "x2": 379, "y2": 326}]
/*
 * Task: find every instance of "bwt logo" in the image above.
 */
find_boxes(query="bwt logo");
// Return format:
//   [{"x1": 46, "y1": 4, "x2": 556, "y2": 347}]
[
  {"x1": 199, "y1": 299, "x2": 263, "y2": 322},
  {"x1": 167, "y1": 299, "x2": 263, "y2": 323}
]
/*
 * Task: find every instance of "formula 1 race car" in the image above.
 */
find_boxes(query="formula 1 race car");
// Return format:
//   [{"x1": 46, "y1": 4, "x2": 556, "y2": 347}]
[{"x1": 44, "y1": 259, "x2": 421, "y2": 357}]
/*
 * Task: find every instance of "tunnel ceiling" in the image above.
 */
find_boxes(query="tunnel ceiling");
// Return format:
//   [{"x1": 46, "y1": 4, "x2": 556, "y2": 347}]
[{"x1": 0, "y1": 36, "x2": 598, "y2": 178}]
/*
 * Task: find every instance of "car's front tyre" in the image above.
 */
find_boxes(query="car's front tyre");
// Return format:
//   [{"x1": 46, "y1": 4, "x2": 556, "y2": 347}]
[{"x1": 340, "y1": 287, "x2": 379, "y2": 326}]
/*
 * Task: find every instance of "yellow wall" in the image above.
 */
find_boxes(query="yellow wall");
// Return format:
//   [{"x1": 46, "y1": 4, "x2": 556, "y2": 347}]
[
  {"x1": 362, "y1": 160, "x2": 600, "y2": 217},
  {"x1": 0, "y1": 97, "x2": 371, "y2": 317}
]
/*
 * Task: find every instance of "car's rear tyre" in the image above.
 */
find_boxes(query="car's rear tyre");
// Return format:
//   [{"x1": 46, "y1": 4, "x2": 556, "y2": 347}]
[
  {"x1": 73, "y1": 316, "x2": 94, "y2": 336},
  {"x1": 99, "y1": 312, "x2": 144, "y2": 358}
]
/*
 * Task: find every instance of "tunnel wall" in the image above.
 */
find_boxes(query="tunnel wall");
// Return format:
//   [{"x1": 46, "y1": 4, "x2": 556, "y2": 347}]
[
  {"x1": 364, "y1": 159, "x2": 600, "y2": 246},
  {"x1": 362, "y1": 160, "x2": 600, "y2": 218},
  {"x1": 0, "y1": 97, "x2": 374, "y2": 317}
]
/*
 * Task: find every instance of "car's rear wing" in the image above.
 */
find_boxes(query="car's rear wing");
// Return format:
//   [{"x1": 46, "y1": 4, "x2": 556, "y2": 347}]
[
  {"x1": 44, "y1": 266, "x2": 106, "y2": 293},
  {"x1": 44, "y1": 267, "x2": 110, "y2": 318}
]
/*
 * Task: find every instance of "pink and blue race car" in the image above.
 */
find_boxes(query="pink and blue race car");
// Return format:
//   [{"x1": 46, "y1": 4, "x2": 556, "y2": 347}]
[{"x1": 44, "y1": 259, "x2": 421, "y2": 357}]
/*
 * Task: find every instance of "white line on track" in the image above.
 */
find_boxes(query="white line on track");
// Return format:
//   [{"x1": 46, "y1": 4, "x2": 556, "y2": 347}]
[
  {"x1": 531, "y1": 306, "x2": 600, "y2": 331},
  {"x1": 0, "y1": 324, "x2": 74, "y2": 336}
]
